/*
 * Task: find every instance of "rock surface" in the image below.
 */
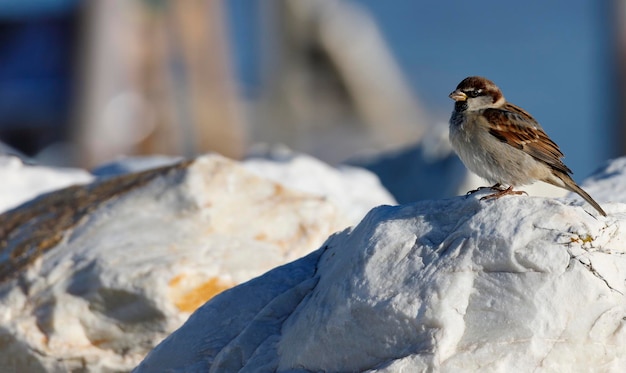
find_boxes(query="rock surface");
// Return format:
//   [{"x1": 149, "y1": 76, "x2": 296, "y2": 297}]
[
  {"x1": 244, "y1": 148, "x2": 396, "y2": 224},
  {"x1": 136, "y1": 180, "x2": 626, "y2": 372},
  {"x1": 2, "y1": 148, "x2": 621, "y2": 372},
  {"x1": 0, "y1": 156, "x2": 93, "y2": 214},
  {"x1": 0, "y1": 154, "x2": 373, "y2": 372},
  {"x1": 581, "y1": 157, "x2": 626, "y2": 204}
]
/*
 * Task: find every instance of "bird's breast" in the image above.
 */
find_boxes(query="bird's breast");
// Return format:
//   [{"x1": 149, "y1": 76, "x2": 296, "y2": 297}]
[{"x1": 448, "y1": 113, "x2": 547, "y2": 186}]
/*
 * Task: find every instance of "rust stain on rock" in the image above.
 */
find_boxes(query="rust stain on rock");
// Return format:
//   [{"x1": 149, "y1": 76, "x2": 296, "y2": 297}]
[
  {"x1": 0, "y1": 160, "x2": 193, "y2": 284},
  {"x1": 171, "y1": 276, "x2": 233, "y2": 313}
]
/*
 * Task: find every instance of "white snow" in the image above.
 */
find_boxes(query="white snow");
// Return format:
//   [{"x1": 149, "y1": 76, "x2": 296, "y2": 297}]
[{"x1": 136, "y1": 159, "x2": 626, "y2": 372}]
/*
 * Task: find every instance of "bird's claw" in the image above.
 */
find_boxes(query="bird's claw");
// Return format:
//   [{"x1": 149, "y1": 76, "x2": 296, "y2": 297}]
[
  {"x1": 479, "y1": 186, "x2": 527, "y2": 200},
  {"x1": 465, "y1": 183, "x2": 505, "y2": 197}
]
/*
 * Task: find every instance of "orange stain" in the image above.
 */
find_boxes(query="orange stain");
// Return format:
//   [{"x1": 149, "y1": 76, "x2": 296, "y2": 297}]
[{"x1": 172, "y1": 277, "x2": 233, "y2": 312}]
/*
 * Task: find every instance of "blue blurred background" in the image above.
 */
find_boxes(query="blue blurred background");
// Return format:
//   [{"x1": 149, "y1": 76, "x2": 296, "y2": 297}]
[{"x1": 0, "y1": 0, "x2": 620, "y2": 181}]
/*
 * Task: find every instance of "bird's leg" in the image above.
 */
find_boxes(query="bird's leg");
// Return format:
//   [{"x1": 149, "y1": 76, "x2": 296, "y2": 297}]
[
  {"x1": 479, "y1": 185, "x2": 527, "y2": 201},
  {"x1": 466, "y1": 183, "x2": 505, "y2": 196}
]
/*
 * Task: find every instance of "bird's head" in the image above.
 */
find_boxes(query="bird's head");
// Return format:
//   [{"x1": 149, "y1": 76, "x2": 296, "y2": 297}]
[{"x1": 449, "y1": 76, "x2": 505, "y2": 111}]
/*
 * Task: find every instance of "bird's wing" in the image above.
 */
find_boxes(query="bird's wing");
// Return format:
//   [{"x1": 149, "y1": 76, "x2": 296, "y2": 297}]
[{"x1": 483, "y1": 103, "x2": 572, "y2": 175}]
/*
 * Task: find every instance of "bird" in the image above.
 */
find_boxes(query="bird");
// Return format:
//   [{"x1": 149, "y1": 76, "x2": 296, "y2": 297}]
[{"x1": 448, "y1": 76, "x2": 606, "y2": 216}]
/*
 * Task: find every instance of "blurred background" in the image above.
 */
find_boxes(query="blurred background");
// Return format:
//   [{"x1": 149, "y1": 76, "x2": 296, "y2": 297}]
[{"x1": 0, "y1": 0, "x2": 621, "y2": 182}]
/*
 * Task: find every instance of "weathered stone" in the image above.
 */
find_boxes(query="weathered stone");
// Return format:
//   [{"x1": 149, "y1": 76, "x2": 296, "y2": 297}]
[{"x1": 0, "y1": 154, "x2": 353, "y2": 371}]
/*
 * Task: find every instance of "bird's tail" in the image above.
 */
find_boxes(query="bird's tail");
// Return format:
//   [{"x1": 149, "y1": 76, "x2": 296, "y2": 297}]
[{"x1": 546, "y1": 172, "x2": 607, "y2": 216}]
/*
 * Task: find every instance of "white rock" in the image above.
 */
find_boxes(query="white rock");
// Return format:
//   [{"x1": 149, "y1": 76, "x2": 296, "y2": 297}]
[
  {"x1": 91, "y1": 155, "x2": 184, "y2": 177},
  {"x1": 244, "y1": 149, "x2": 396, "y2": 225},
  {"x1": 92, "y1": 150, "x2": 395, "y2": 226},
  {"x1": 577, "y1": 157, "x2": 626, "y2": 204},
  {"x1": 135, "y1": 188, "x2": 626, "y2": 372},
  {"x1": 0, "y1": 155, "x2": 93, "y2": 213},
  {"x1": 0, "y1": 154, "x2": 347, "y2": 371}
]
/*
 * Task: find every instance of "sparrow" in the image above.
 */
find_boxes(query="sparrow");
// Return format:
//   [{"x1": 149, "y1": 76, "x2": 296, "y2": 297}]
[{"x1": 448, "y1": 76, "x2": 606, "y2": 216}]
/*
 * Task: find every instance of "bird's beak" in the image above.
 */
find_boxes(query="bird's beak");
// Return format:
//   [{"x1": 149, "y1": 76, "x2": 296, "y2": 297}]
[{"x1": 449, "y1": 90, "x2": 467, "y2": 102}]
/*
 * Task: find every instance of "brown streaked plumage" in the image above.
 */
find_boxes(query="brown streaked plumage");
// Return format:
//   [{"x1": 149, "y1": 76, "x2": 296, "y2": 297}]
[
  {"x1": 483, "y1": 107, "x2": 571, "y2": 175},
  {"x1": 448, "y1": 76, "x2": 606, "y2": 216}
]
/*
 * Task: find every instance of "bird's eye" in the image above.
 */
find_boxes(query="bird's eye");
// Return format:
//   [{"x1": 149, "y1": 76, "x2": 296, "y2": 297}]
[{"x1": 466, "y1": 89, "x2": 482, "y2": 98}]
